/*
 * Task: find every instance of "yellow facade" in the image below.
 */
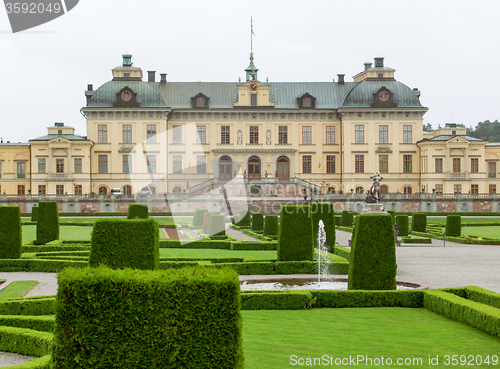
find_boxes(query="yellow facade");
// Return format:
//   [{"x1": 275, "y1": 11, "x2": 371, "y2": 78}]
[{"x1": 0, "y1": 143, "x2": 30, "y2": 195}]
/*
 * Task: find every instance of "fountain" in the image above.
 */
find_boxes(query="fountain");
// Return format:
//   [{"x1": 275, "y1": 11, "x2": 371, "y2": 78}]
[{"x1": 317, "y1": 220, "x2": 329, "y2": 284}]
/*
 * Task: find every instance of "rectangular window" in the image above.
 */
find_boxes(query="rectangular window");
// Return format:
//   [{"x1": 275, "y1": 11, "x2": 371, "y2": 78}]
[
  {"x1": 56, "y1": 159, "x2": 64, "y2": 173},
  {"x1": 302, "y1": 155, "x2": 312, "y2": 174},
  {"x1": 173, "y1": 125, "x2": 182, "y2": 144},
  {"x1": 38, "y1": 185, "x2": 46, "y2": 194},
  {"x1": 17, "y1": 185, "x2": 25, "y2": 195},
  {"x1": 355, "y1": 125, "x2": 364, "y2": 144},
  {"x1": 122, "y1": 124, "x2": 132, "y2": 144},
  {"x1": 488, "y1": 162, "x2": 496, "y2": 178},
  {"x1": 470, "y1": 184, "x2": 479, "y2": 194},
  {"x1": 98, "y1": 155, "x2": 108, "y2": 174},
  {"x1": 403, "y1": 125, "x2": 412, "y2": 144},
  {"x1": 454, "y1": 184, "x2": 462, "y2": 194},
  {"x1": 435, "y1": 158, "x2": 443, "y2": 173},
  {"x1": 38, "y1": 158, "x2": 46, "y2": 173},
  {"x1": 56, "y1": 185, "x2": 64, "y2": 195},
  {"x1": 278, "y1": 126, "x2": 288, "y2": 144},
  {"x1": 74, "y1": 185, "x2": 82, "y2": 195},
  {"x1": 326, "y1": 126, "x2": 335, "y2": 144},
  {"x1": 98, "y1": 125, "x2": 107, "y2": 143},
  {"x1": 435, "y1": 184, "x2": 443, "y2": 194},
  {"x1": 355, "y1": 154, "x2": 364, "y2": 173},
  {"x1": 197, "y1": 155, "x2": 206, "y2": 174},
  {"x1": 17, "y1": 162, "x2": 26, "y2": 178},
  {"x1": 326, "y1": 155, "x2": 335, "y2": 174},
  {"x1": 379, "y1": 125, "x2": 388, "y2": 144},
  {"x1": 453, "y1": 158, "x2": 461, "y2": 173},
  {"x1": 123, "y1": 155, "x2": 132, "y2": 174},
  {"x1": 221, "y1": 126, "x2": 230, "y2": 144},
  {"x1": 173, "y1": 155, "x2": 182, "y2": 173},
  {"x1": 147, "y1": 155, "x2": 157, "y2": 174},
  {"x1": 197, "y1": 126, "x2": 206, "y2": 144},
  {"x1": 250, "y1": 126, "x2": 259, "y2": 144},
  {"x1": 147, "y1": 124, "x2": 157, "y2": 143},
  {"x1": 379, "y1": 155, "x2": 389, "y2": 173},
  {"x1": 302, "y1": 126, "x2": 312, "y2": 144},
  {"x1": 403, "y1": 155, "x2": 412, "y2": 174},
  {"x1": 489, "y1": 184, "x2": 497, "y2": 194},
  {"x1": 250, "y1": 93, "x2": 257, "y2": 106},
  {"x1": 74, "y1": 158, "x2": 82, "y2": 174},
  {"x1": 470, "y1": 158, "x2": 479, "y2": 173}
]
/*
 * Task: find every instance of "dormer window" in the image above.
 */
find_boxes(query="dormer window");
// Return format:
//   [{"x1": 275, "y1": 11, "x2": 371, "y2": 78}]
[
  {"x1": 191, "y1": 93, "x2": 209, "y2": 108},
  {"x1": 114, "y1": 87, "x2": 139, "y2": 107},
  {"x1": 371, "y1": 87, "x2": 397, "y2": 108},
  {"x1": 298, "y1": 93, "x2": 316, "y2": 109},
  {"x1": 124, "y1": 72, "x2": 130, "y2": 78}
]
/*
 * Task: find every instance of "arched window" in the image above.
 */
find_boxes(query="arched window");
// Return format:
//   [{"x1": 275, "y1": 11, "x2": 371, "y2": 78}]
[
  {"x1": 196, "y1": 96, "x2": 205, "y2": 107},
  {"x1": 99, "y1": 186, "x2": 108, "y2": 195},
  {"x1": 403, "y1": 186, "x2": 412, "y2": 194},
  {"x1": 302, "y1": 97, "x2": 312, "y2": 107},
  {"x1": 173, "y1": 186, "x2": 182, "y2": 194},
  {"x1": 355, "y1": 186, "x2": 364, "y2": 194},
  {"x1": 123, "y1": 185, "x2": 132, "y2": 195},
  {"x1": 328, "y1": 187, "x2": 336, "y2": 194}
]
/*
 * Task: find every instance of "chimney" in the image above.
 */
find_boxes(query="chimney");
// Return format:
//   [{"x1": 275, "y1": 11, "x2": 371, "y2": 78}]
[
  {"x1": 374, "y1": 57, "x2": 384, "y2": 68},
  {"x1": 147, "y1": 71, "x2": 156, "y2": 82},
  {"x1": 337, "y1": 74, "x2": 345, "y2": 85},
  {"x1": 364, "y1": 62, "x2": 372, "y2": 71},
  {"x1": 160, "y1": 73, "x2": 167, "y2": 84},
  {"x1": 87, "y1": 84, "x2": 93, "y2": 91}
]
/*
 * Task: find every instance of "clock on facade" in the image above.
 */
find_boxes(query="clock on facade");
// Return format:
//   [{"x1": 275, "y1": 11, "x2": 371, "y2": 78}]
[
  {"x1": 249, "y1": 82, "x2": 259, "y2": 92},
  {"x1": 378, "y1": 91, "x2": 389, "y2": 102},
  {"x1": 121, "y1": 91, "x2": 132, "y2": 101}
]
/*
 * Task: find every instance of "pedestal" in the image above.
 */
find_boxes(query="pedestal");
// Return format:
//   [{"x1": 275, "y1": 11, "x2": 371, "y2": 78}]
[{"x1": 362, "y1": 203, "x2": 386, "y2": 213}]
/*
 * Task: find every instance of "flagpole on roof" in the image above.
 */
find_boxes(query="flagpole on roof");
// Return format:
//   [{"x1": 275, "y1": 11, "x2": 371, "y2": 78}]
[{"x1": 251, "y1": 16, "x2": 255, "y2": 53}]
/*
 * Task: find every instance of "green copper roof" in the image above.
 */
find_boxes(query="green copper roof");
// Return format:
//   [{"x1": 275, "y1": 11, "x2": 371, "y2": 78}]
[
  {"x1": 423, "y1": 135, "x2": 484, "y2": 142},
  {"x1": 29, "y1": 134, "x2": 91, "y2": 142},
  {"x1": 87, "y1": 81, "x2": 168, "y2": 108}
]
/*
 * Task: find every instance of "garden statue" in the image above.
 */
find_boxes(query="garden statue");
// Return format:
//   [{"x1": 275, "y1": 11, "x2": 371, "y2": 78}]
[{"x1": 366, "y1": 172, "x2": 383, "y2": 203}]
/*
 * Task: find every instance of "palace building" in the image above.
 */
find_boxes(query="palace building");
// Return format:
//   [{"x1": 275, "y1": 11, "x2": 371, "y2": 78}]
[{"x1": 1, "y1": 54, "x2": 499, "y2": 197}]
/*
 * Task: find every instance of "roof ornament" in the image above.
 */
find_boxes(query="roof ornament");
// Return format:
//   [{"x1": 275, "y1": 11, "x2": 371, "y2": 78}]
[{"x1": 245, "y1": 17, "x2": 259, "y2": 82}]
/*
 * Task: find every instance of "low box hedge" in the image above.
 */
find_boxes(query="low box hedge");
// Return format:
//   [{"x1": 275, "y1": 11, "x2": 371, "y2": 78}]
[
  {"x1": 0, "y1": 296, "x2": 56, "y2": 316},
  {"x1": 241, "y1": 291, "x2": 314, "y2": 310},
  {"x1": 53, "y1": 266, "x2": 243, "y2": 369},
  {"x1": 0, "y1": 315, "x2": 55, "y2": 333},
  {"x1": 333, "y1": 246, "x2": 351, "y2": 262},
  {"x1": 90, "y1": 219, "x2": 159, "y2": 270},
  {"x1": 159, "y1": 239, "x2": 231, "y2": 250},
  {"x1": 0, "y1": 326, "x2": 53, "y2": 357},
  {"x1": 231, "y1": 241, "x2": 277, "y2": 251},
  {"x1": 401, "y1": 237, "x2": 432, "y2": 244},
  {"x1": 0, "y1": 259, "x2": 88, "y2": 273},
  {"x1": 312, "y1": 290, "x2": 424, "y2": 308},
  {"x1": 0, "y1": 206, "x2": 22, "y2": 259}
]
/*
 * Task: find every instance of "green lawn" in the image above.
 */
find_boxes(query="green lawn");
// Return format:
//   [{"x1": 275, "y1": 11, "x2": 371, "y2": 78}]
[
  {"x1": 22, "y1": 225, "x2": 92, "y2": 242},
  {"x1": 462, "y1": 226, "x2": 500, "y2": 239},
  {"x1": 0, "y1": 281, "x2": 38, "y2": 299},
  {"x1": 427, "y1": 217, "x2": 500, "y2": 225},
  {"x1": 242, "y1": 308, "x2": 500, "y2": 368},
  {"x1": 159, "y1": 248, "x2": 277, "y2": 260}
]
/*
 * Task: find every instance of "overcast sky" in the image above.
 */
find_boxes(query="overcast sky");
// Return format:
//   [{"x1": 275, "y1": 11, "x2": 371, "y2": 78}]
[{"x1": 1, "y1": 0, "x2": 499, "y2": 143}]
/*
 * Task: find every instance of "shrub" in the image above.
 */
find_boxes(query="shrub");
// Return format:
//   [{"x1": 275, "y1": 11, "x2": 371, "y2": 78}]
[
  {"x1": 312, "y1": 290, "x2": 424, "y2": 308},
  {"x1": 251, "y1": 213, "x2": 264, "y2": 232},
  {"x1": 411, "y1": 213, "x2": 427, "y2": 232},
  {"x1": 340, "y1": 210, "x2": 354, "y2": 227},
  {"x1": 53, "y1": 266, "x2": 243, "y2": 369},
  {"x1": 193, "y1": 209, "x2": 208, "y2": 227},
  {"x1": 241, "y1": 291, "x2": 314, "y2": 310},
  {"x1": 277, "y1": 205, "x2": 313, "y2": 261},
  {"x1": 395, "y1": 215, "x2": 409, "y2": 237},
  {"x1": 232, "y1": 241, "x2": 277, "y2": 250},
  {"x1": 263, "y1": 215, "x2": 279, "y2": 237},
  {"x1": 446, "y1": 214, "x2": 461, "y2": 237},
  {"x1": 127, "y1": 204, "x2": 148, "y2": 219},
  {"x1": 31, "y1": 206, "x2": 38, "y2": 222},
  {"x1": 160, "y1": 239, "x2": 231, "y2": 249},
  {"x1": 387, "y1": 210, "x2": 396, "y2": 225},
  {"x1": 334, "y1": 216, "x2": 341, "y2": 226},
  {"x1": 36, "y1": 201, "x2": 59, "y2": 245},
  {"x1": 89, "y1": 219, "x2": 159, "y2": 270},
  {"x1": 0, "y1": 206, "x2": 22, "y2": 259},
  {"x1": 311, "y1": 203, "x2": 335, "y2": 252},
  {"x1": 0, "y1": 326, "x2": 53, "y2": 357},
  {"x1": 208, "y1": 214, "x2": 226, "y2": 237},
  {"x1": 235, "y1": 210, "x2": 251, "y2": 227},
  {"x1": 348, "y1": 214, "x2": 397, "y2": 290}
]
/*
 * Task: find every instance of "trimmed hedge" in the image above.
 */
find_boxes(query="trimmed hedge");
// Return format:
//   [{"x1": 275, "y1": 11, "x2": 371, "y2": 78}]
[
  {"x1": 127, "y1": 204, "x2": 149, "y2": 219},
  {"x1": 0, "y1": 206, "x2": 22, "y2": 259},
  {"x1": 387, "y1": 210, "x2": 396, "y2": 225},
  {"x1": 401, "y1": 237, "x2": 432, "y2": 244},
  {"x1": 311, "y1": 203, "x2": 336, "y2": 252},
  {"x1": 263, "y1": 215, "x2": 278, "y2": 237},
  {"x1": 333, "y1": 245, "x2": 351, "y2": 262},
  {"x1": 395, "y1": 215, "x2": 409, "y2": 237},
  {"x1": 232, "y1": 241, "x2": 277, "y2": 251},
  {"x1": 89, "y1": 219, "x2": 159, "y2": 270},
  {"x1": 0, "y1": 296, "x2": 55, "y2": 316},
  {"x1": 348, "y1": 214, "x2": 397, "y2": 290},
  {"x1": 411, "y1": 212, "x2": 427, "y2": 232},
  {"x1": 0, "y1": 315, "x2": 55, "y2": 333},
  {"x1": 446, "y1": 214, "x2": 461, "y2": 237},
  {"x1": 312, "y1": 290, "x2": 424, "y2": 308},
  {"x1": 159, "y1": 239, "x2": 231, "y2": 250},
  {"x1": 340, "y1": 210, "x2": 354, "y2": 227},
  {"x1": 0, "y1": 326, "x2": 53, "y2": 357},
  {"x1": 235, "y1": 210, "x2": 251, "y2": 227},
  {"x1": 53, "y1": 266, "x2": 243, "y2": 369},
  {"x1": 251, "y1": 213, "x2": 264, "y2": 232},
  {"x1": 241, "y1": 291, "x2": 314, "y2": 310},
  {"x1": 36, "y1": 201, "x2": 59, "y2": 245},
  {"x1": 208, "y1": 214, "x2": 226, "y2": 237},
  {"x1": 277, "y1": 205, "x2": 313, "y2": 262},
  {"x1": 423, "y1": 290, "x2": 500, "y2": 338},
  {"x1": 31, "y1": 206, "x2": 38, "y2": 222},
  {"x1": 192, "y1": 209, "x2": 208, "y2": 227},
  {"x1": 0, "y1": 259, "x2": 88, "y2": 273}
]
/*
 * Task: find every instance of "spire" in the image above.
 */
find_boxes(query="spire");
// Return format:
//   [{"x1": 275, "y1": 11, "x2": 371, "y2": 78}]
[{"x1": 245, "y1": 52, "x2": 259, "y2": 82}]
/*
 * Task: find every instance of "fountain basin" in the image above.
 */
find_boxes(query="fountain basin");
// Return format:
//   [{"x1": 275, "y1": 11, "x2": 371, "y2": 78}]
[{"x1": 239, "y1": 275, "x2": 428, "y2": 291}]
